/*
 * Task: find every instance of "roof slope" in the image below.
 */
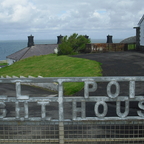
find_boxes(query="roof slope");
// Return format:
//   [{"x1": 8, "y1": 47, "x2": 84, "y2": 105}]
[
  {"x1": 7, "y1": 44, "x2": 58, "y2": 60},
  {"x1": 120, "y1": 36, "x2": 136, "y2": 44}
]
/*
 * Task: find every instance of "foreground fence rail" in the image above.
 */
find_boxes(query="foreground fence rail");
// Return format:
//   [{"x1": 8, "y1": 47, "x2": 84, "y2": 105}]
[{"x1": 0, "y1": 76, "x2": 144, "y2": 144}]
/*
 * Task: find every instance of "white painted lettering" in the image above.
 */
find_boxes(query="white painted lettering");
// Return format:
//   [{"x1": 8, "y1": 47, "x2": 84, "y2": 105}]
[
  {"x1": 137, "y1": 101, "x2": 144, "y2": 117},
  {"x1": 84, "y1": 80, "x2": 97, "y2": 98},
  {"x1": 94, "y1": 101, "x2": 108, "y2": 118},
  {"x1": 116, "y1": 97, "x2": 129, "y2": 118},
  {"x1": 107, "y1": 81, "x2": 120, "y2": 98}
]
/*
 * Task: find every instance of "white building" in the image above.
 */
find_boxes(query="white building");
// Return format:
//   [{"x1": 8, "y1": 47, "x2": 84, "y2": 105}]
[
  {"x1": 134, "y1": 14, "x2": 144, "y2": 51},
  {"x1": 138, "y1": 15, "x2": 144, "y2": 46}
]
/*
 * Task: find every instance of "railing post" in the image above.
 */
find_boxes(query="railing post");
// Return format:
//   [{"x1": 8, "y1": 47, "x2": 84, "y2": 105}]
[
  {"x1": 59, "y1": 122, "x2": 64, "y2": 144},
  {"x1": 15, "y1": 81, "x2": 29, "y2": 100},
  {"x1": 58, "y1": 80, "x2": 64, "y2": 144}
]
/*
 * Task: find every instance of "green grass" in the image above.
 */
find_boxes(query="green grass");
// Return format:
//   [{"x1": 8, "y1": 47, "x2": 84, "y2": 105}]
[
  {"x1": 128, "y1": 44, "x2": 136, "y2": 50},
  {"x1": 0, "y1": 63, "x2": 8, "y2": 66},
  {"x1": 0, "y1": 54, "x2": 102, "y2": 95}
]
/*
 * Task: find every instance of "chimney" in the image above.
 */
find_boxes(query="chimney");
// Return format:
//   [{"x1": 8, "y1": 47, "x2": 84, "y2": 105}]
[
  {"x1": 27, "y1": 35, "x2": 34, "y2": 47},
  {"x1": 84, "y1": 35, "x2": 89, "y2": 39},
  {"x1": 57, "y1": 35, "x2": 63, "y2": 44},
  {"x1": 106, "y1": 35, "x2": 113, "y2": 43}
]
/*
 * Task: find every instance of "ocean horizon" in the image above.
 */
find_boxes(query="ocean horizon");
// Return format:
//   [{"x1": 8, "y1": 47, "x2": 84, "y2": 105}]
[{"x1": 0, "y1": 39, "x2": 122, "y2": 60}]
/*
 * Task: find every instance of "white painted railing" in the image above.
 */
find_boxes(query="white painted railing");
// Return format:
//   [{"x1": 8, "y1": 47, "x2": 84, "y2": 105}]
[
  {"x1": 0, "y1": 76, "x2": 144, "y2": 121},
  {"x1": 0, "y1": 76, "x2": 144, "y2": 144}
]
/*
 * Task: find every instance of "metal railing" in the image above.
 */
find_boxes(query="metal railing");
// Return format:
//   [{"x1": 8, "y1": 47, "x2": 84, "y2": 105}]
[{"x1": 0, "y1": 76, "x2": 144, "y2": 144}]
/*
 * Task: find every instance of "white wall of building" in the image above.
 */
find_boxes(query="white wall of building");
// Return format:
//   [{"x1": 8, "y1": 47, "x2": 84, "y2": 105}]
[{"x1": 7, "y1": 58, "x2": 16, "y2": 65}]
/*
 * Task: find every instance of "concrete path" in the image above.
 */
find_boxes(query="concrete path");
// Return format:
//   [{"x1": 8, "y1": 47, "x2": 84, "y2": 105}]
[
  {"x1": 72, "y1": 51, "x2": 144, "y2": 96},
  {"x1": 72, "y1": 51, "x2": 144, "y2": 76},
  {"x1": 72, "y1": 51, "x2": 144, "y2": 116}
]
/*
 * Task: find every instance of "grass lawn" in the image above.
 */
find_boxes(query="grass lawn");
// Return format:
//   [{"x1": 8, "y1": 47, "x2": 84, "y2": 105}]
[
  {"x1": 128, "y1": 44, "x2": 136, "y2": 50},
  {"x1": 0, "y1": 54, "x2": 102, "y2": 95},
  {"x1": 0, "y1": 63, "x2": 8, "y2": 66}
]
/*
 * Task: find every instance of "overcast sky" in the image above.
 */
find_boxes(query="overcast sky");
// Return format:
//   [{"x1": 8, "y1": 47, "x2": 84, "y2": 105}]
[{"x1": 0, "y1": 0, "x2": 144, "y2": 40}]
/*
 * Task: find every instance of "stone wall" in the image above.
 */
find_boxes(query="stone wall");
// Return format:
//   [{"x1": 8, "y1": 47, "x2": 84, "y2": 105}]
[{"x1": 85, "y1": 43, "x2": 128, "y2": 53}]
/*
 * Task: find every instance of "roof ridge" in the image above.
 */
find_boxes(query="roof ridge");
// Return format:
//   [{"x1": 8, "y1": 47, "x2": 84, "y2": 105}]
[{"x1": 19, "y1": 46, "x2": 31, "y2": 60}]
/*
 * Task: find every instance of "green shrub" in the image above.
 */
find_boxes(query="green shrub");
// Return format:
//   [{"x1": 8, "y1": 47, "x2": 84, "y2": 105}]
[
  {"x1": 58, "y1": 41, "x2": 74, "y2": 55},
  {"x1": 58, "y1": 33, "x2": 91, "y2": 55}
]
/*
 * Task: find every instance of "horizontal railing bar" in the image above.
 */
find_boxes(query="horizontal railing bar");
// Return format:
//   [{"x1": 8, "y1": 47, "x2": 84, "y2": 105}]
[
  {"x1": 0, "y1": 117, "x2": 59, "y2": 121},
  {"x1": 0, "y1": 120, "x2": 144, "y2": 125},
  {"x1": 0, "y1": 97, "x2": 58, "y2": 102},
  {"x1": 0, "y1": 139, "x2": 59, "y2": 142},
  {"x1": 1, "y1": 96, "x2": 143, "y2": 102},
  {"x1": 0, "y1": 121, "x2": 60, "y2": 125},
  {"x1": 72, "y1": 116, "x2": 144, "y2": 121},
  {"x1": 0, "y1": 116, "x2": 144, "y2": 121},
  {"x1": 0, "y1": 76, "x2": 144, "y2": 83},
  {"x1": 63, "y1": 96, "x2": 144, "y2": 101},
  {"x1": 63, "y1": 120, "x2": 144, "y2": 124},
  {"x1": 64, "y1": 138, "x2": 144, "y2": 142},
  {"x1": 0, "y1": 138, "x2": 144, "y2": 143}
]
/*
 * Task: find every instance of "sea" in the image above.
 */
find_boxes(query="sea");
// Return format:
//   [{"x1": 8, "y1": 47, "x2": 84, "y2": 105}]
[{"x1": 0, "y1": 39, "x2": 122, "y2": 61}]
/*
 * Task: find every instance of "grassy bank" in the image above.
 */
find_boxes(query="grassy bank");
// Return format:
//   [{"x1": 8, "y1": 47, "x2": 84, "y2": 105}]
[
  {"x1": 0, "y1": 54, "x2": 102, "y2": 95},
  {"x1": 0, "y1": 60, "x2": 8, "y2": 66},
  {"x1": 128, "y1": 44, "x2": 136, "y2": 50},
  {"x1": 0, "y1": 63, "x2": 8, "y2": 66}
]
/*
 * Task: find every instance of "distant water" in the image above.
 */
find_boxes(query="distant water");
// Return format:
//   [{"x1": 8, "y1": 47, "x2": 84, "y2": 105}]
[{"x1": 0, "y1": 39, "x2": 122, "y2": 60}]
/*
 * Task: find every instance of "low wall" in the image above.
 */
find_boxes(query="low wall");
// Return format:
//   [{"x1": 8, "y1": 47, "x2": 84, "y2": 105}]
[
  {"x1": 85, "y1": 43, "x2": 128, "y2": 53},
  {"x1": 4, "y1": 75, "x2": 58, "y2": 92}
]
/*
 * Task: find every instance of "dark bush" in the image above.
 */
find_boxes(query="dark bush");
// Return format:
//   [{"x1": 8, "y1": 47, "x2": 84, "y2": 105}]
[{"x1": 58, "y1": 33, "x2": 91, "y2": 55}]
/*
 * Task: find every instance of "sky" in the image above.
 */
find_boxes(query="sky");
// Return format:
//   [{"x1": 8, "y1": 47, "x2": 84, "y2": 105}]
[{"x1": 0, "y1": 0, "x2": 144, "y2": 40}]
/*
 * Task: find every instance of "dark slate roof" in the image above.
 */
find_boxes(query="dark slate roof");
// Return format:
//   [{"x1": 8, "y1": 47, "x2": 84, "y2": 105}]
[
  {"x1": 6, "y1": 44, "x2": 58, "y2": 60},
  {"x1": 120, "y1": 36, "x2": 136, "y2": 44}
]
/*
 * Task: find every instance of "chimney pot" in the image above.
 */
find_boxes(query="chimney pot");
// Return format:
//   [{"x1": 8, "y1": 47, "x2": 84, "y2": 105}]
[
  {"x1": 107, "y1": 35, "x2": 113, "y2": 43},
  {"x1": 57, "y1": 35, "x2": 63, "y2": 44},
  {"x1": 27, "y1": 35, "x2": 34, "y2": 47},
  {"x1": 84, "y1": 35, "x2": 89, "y2": 39}
]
